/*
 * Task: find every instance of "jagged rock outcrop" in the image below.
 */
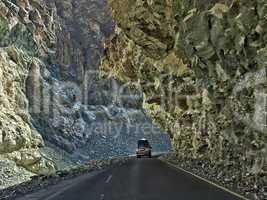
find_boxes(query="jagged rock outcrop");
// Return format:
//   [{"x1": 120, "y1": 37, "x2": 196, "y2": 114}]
[
  {"x1": 101, "y1": 0, "x2": 267, "y2": 198},
  {"x1": 27, "y1": 0, "x2": 170, "y2": 160},
  {"x1": 0, "y1": 0, "x2": 171, "y2": 189},
  {"x1": 0, "y1": 0, "x2": 56, "y2": 188}
]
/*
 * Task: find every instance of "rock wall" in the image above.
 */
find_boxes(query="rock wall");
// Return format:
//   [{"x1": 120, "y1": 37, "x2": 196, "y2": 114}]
[
  {"x1": 101, "y1": 0, "x2": 267, "y2": 197},
  {"x1": 27, "y1": 0, "x2": 170, "y2": 162},
  {"x1": 0, "y1": 0, "x2": 171, "y2": 189},
  {"x1": 0, "y1": 0, "x2": 56, "y2": 188}
]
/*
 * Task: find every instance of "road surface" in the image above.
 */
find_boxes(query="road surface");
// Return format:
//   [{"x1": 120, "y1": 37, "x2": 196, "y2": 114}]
[{"x1": 26, "y1": 158, "x2": 244, "y2": 200}]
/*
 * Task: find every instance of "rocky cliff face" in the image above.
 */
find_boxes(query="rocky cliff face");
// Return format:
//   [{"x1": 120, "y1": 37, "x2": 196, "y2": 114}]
[
  {"x1": 102, "y1": 0, "x2": 267, "y2": 197},
  {"x1": 27, "y1": 0, "x2": 170, "y2": 163},
  {"x1": 0, "y1": 0, "x2": 171, "y2": 189},
  {"x1": 0, "y1": 0, "x2": 56, "y2": 188}
]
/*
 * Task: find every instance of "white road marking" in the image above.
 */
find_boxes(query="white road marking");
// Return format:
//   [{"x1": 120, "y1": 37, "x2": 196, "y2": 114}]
[
  {"x1": 166, "y1": 162, "x2": 249, "y2": 200},
  {"x1": 35, "y1": 171, "x2": 104, "y2": 200},
  {"x1": 105, "y1": 175, "x2": 113, "y2": 184},
  {"x1": 100, "y1": 194, "x2": 105, "y2": 200}
]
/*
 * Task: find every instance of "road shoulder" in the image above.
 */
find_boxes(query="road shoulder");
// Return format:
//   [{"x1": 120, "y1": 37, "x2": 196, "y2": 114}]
[{"x1": 161, "y1": 159, "x2": 249, "y2": 200}]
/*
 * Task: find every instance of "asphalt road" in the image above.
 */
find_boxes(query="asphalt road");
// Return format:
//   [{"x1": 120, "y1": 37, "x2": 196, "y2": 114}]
[{"x1": 40, "y1": 159, "x2": 243, "y2": 200}]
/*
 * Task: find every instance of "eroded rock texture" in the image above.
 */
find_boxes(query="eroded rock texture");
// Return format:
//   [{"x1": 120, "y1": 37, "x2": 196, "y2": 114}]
[
  {"x1": 27, "y1": 0, "x2": 170, "y2": 162},
  {"x1": 101, "y1": 0, "x2": 267, "y2": 197},
  {"x1": 0, "y1": 0, "x2": 56, "y2": 188},
  {"x1": 0, "y1": 0, "x2": 171, "y2": 189}
]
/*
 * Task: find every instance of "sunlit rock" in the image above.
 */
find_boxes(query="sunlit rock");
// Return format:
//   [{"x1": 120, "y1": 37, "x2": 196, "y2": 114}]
[{"x1": 101, "y1": 0, "x2": 267, "y2": 197}]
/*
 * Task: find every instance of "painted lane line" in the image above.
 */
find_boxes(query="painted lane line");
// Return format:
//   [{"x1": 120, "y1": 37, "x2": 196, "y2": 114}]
[
  {"x1": 100, "y1": 194, "x2": 105, "y2": 200},
  {"x1": 41, "y1": 171, "x2": 105, "y2": 200},
  {"x1": 105, "y1": 175, "x2": 113, "y2": 184},
  {"x1": 166, "y1": 162, "x2": 249, "y2": 200}
]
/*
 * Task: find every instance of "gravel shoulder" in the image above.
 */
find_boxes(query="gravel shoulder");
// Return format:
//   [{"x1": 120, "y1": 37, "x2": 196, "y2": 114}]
[
  {"x1": 160, "y1": 154, "x2": 266, "y2": 200},
  {"x1": 0, "y1": 157, "x2": 132, "y2": 200}
]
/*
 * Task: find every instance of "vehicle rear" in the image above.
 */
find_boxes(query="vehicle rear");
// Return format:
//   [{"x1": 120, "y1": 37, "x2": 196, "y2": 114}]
[{"x1": 136, "y1": 139, "x2": 152, "y2": 158}]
